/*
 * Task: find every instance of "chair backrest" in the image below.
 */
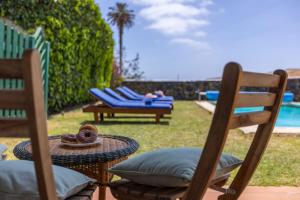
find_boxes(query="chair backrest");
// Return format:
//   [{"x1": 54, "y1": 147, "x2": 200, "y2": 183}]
[
  {"x1": 122, "y1": 86, "x2": 142, "y2": 97},
  {"x1": 117, "y1": 87, "x2": 141, "y2": 100},
  {"x1": 90, "y1": 88, "x2": 122, "y2": 107},
  {"x1": 104, "y1": 88, "x2": 127, "y2": 101},
  {"x1": 185, "y1": 62, "x2": 287, "y2": 200},
  {"x1": 0, "y1": 50, "x2": 57, "y2": 200}
]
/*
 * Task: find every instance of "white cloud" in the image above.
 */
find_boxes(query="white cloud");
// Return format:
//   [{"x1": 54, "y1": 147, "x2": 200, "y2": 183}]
[
  {"x1": 131, "y1": 0, "x2": 197, "y2": 6},
  {"x1": 200, "y1": 0, "x2": 214, "y2": 7},
  {"x1": 139, "y1": 3, "x2": 210, "y2": 35},
  {"x1": 140, "y1": 3, "x2": 209, "y2": 21},
  {"x1": 148, "y1": 17, "x2": 209, "y2": 35},
  {"x1": 194, "y1": 31, "x2": 207, "y2": 37},
  {"x1": 131, "y1": 0, "x2": 214, "y2": 49},
  {"x1": 171, "y1": 38, "x2": 211, "y2": 50}
]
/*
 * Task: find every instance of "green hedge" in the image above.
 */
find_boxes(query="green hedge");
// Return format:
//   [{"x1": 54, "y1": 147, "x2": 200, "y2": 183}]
[{"x1": 0, "y1": 0, "x2": 114, "y2": 113}]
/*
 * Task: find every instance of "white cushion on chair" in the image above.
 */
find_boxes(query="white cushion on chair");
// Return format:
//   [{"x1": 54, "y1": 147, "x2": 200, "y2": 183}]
[{"x1": 0, "y1": 160, "x2": 96, "y2": 200}]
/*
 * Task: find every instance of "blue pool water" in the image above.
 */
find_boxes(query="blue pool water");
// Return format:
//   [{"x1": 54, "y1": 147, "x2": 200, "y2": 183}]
[
  {"x1": 206, "y1": 91, "x2": 295, "y2": 103},
  {"x1": 235, "y1": 105, "x2": 300, "y2": 127}
]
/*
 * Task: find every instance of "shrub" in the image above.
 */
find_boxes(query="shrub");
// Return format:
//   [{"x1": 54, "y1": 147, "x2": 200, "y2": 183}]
[{"x1": 0, "y1": 0, "x2": 114, "y2": 113}]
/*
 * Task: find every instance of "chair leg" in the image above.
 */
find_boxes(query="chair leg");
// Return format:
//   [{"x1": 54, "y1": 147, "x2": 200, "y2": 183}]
[
  {"x1": 218, "y1": 193, "x2": 235, "y2": 200},
  {"x1": 94, "y1": 112, "x2": 99, "y2": 123},
  {"x1": 108, "y1": 113, "x2": 115, "y2": 118},
  {"x1": 100, "y1": 113, "x2": 104, "y2": 122},
  {"x1": 155, "y1": 114, "x2": 161, "y2": 124},
  {"x1": 98, "y1": 185, "x2": 106, "y2": 200}
]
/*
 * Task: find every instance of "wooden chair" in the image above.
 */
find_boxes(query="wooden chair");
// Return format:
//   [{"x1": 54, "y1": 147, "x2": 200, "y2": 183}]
[
  {"x1": 0, "y1": 49, "x2": 96, "y2": 200},
  {"x1": 109, "y1": 62, "x2": 288, "y2": 200}
]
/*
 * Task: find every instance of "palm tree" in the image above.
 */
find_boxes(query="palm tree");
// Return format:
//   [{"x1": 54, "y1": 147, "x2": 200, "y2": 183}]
[{"x1": 108, "y1": 2, "x2": 135, "y2": 74}]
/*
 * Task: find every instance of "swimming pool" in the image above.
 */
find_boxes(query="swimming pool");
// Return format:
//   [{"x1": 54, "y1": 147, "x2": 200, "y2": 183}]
[
  {"x1": 235, "y1": 105, "x2": 300, "y2": 127},
  {"x1": 206, "y1": 91, "x2": 294, "y2": 103}
]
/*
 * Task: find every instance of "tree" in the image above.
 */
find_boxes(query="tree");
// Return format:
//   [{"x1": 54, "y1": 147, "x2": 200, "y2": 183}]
[
  {"x1": 124, "y1": 53, "x2": 144, "y2": 80},
  {"x1": 108, "y1": 2, "x2": 135, "y2": 74}
]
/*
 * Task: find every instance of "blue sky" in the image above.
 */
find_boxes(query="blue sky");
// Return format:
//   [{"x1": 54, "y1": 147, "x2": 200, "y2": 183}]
[{"x1": 96, "y1": 0, "x2": 300, "y2": 80}]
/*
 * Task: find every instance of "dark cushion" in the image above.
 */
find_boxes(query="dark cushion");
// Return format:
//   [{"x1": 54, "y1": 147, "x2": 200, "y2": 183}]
[{"x1": 109, "y1": 148, "x2": 242, "y2": 187}]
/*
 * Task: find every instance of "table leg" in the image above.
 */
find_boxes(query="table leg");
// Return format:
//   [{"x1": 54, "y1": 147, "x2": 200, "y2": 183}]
[
  {"x1": 97, "y1": 159, "x2": 129, "y2": 200},
  {"x1": 98, "y1": 163, "x2": 110, "y2": 200},
  {"x1": 98, "y1": 185, "x2": 106, "y2": 200}
]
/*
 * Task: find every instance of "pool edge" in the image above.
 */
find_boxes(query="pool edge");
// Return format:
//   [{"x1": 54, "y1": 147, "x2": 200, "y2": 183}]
[{"x1": 195, "y1": 101, "x2": 300, "y2": 135}]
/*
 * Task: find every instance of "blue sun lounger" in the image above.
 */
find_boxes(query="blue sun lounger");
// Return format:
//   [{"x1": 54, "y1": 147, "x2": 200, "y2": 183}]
[
  {"x1": 117, "y1": 87, "x2": 174, "y2": 103},
  {"x1": 122, "y1": 86, "x2": 174, "y2": 101},
  {"x1": 82, "y1": 88, "x2": 172, "y2": 123},
  {"x1": 116, "y1": 87, "x2": 142, "y2": 101},
  {"x1": 104, "y1": 88, "x2": 173, "y2": 106},
  {"x1": 104, "y1": 88, "x2": 141, "y2": 102}
]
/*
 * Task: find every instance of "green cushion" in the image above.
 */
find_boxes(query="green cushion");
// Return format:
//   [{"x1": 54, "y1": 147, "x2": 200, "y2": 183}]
[
  {"x1": 109, "y1": 148, "x2": 242, "y2": 187},
  {"x1": 0, "y1": 160, "x2": 96, "y2": 200}
]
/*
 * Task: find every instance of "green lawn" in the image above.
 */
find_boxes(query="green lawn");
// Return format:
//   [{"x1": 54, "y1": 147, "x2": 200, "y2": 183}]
[{"x1": 1, "y1": 101, "x2": 300, "y2": 186}]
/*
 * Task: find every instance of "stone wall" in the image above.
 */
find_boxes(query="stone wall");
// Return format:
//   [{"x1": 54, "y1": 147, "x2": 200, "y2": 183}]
[
  {"x1": 122, "y1": 81, "x2": 220, "y2": 100},
  {"x1": 122, "y1": 79, "x2": 300, "y2": 101}
]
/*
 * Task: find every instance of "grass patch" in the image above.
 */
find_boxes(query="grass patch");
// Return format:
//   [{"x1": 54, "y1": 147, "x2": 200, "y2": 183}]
[{"x1": 1, "y1": 101, "x2": 300, "y2": 186}]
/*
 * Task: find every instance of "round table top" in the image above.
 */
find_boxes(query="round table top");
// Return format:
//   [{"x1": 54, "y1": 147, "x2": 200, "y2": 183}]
[{"x1": 13, "y1": 135, "x2": 139, "y2": 165}]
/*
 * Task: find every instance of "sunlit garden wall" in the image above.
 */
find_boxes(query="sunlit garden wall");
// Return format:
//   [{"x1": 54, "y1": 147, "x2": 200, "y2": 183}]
[{"x1": 0, "y1": 0, "x2": 114, "y2": 113}]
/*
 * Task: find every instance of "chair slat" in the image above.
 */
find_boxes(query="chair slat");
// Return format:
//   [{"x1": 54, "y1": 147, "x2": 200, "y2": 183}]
[
  {"x1": 229, "y1": 110, "x2": 272, "y2": 129},
  {"x1": 0, "y1": 60, "x2": 23, "y2": 78},
  {"x1": 21, "y1": 50, "x2": 58, "y2": 200},
  {"x1": 110, "y1": 180, "x2": 187, "y2": 200},
  {"x1": 0, "y1": 90, "x2": 27, "y2": 109},
  {"x1": 240, "y1": 71, "x2": 280, "y2": 87},
  {"x1": 235, "y1": 93, "x2": 276, "y2": 108},
  {"x1": 0, "y1": 118, "x2": 29, "y2": 137}
]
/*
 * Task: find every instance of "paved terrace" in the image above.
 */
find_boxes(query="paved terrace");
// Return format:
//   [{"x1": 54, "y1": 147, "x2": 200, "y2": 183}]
[{"x1": 93, "y1": 187, "x2": 300, "y2": 200}]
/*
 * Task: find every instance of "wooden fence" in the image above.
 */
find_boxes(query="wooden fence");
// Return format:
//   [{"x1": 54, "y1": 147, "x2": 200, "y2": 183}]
[{"x1": 0, "y1": 20, "x2": 50, "y2": 117}]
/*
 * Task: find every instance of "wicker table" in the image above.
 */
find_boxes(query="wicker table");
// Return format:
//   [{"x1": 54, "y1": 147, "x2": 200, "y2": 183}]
[{"x1": 13, "y1": 135, "x2": 139, "y2": 200}]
